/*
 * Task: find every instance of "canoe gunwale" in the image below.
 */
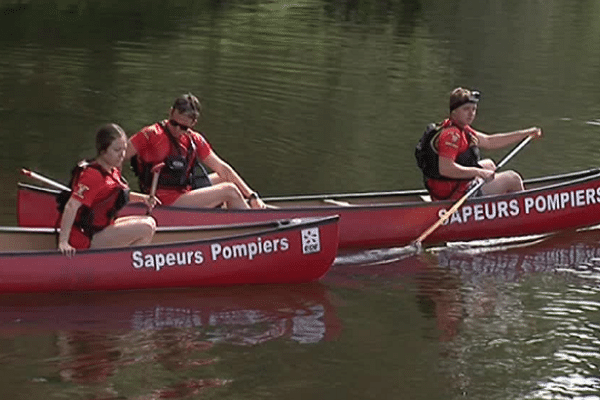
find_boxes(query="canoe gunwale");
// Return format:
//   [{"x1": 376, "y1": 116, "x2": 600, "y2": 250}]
[
  {"x1": 16, "y1": 167, "x2": 600, "y2": 250},
  {"x1": 0, "y1": 215, "x2": 340, "y2": 258},
  {"x1": 17, "y1": 167, "x2": 600, "y2": 211}
]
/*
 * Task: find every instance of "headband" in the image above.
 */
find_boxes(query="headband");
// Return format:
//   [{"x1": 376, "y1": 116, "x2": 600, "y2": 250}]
[{"x1": 450, "y1": 90, "x2": 481, "y2": 112}]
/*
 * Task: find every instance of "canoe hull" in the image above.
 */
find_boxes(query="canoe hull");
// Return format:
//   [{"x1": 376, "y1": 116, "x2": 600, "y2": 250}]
[
  {"x1": 17, "y1": 168, "x2": 600, "y2": 248},
  {"x1": 0, "y1": 216, "x2": 339, "y2": 293}
]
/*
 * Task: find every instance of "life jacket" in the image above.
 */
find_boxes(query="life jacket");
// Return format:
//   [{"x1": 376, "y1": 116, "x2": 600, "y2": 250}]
[
  {"x1": 57, "y1": 160, "x2": 130, "y2": 238},
  {"x1": 415, "y1": 120, "x2": 481, "y2": 180},
  {"x1": 130, "y1": 122, "x2": 211, "y2": 193}
]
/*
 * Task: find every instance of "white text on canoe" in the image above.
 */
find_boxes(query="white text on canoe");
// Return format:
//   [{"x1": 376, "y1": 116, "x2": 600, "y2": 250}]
[
  {"x1": 438, "y1": 187, "x2": 600, "y2": 225},
  {"x1": 131, "y1": 236, "x2": 290, "y2": 271}
]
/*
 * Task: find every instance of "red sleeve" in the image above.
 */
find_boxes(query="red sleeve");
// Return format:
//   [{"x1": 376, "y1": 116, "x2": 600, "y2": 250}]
[
  {"x1": 436, "y1": 127, "x2": 463, "y2": 160},
  {"x1": 190, "y1": 131, "x2": 212, "y2": 160},
  {"x1": 130, "y1": 124, "x2": 171, "y2": 163},
  {"x1": 71, "y1": 169, "x2": 105, "y2": 207}
]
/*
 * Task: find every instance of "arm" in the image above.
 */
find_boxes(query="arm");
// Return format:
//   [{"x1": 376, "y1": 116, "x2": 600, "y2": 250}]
[
  {"x1": 439, "y1": 156, "x2": 494, "y2": 181},
  {"x1": 203, "y1": 151, "x2": 254, "y2": 196},
  {"x1": 129, "y1": 191, "x2": 161, "y2": 208},
  {"x1": 436, "y1": 127, "x2": 495, "y2": 181},
  {"x1": 58, "y1": 197, "x2": 82, "y2": 257},
  {"x1": 476, "y1": 127, "x2": 542, "y2": 150},
  {"x1": 202, "y1": 151, "x2": 266, "y2": 208}
]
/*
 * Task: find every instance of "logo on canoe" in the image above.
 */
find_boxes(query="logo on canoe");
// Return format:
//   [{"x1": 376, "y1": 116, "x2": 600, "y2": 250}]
[{"x1": 301, "y1": 227, "x2": 321, "y2": 254}]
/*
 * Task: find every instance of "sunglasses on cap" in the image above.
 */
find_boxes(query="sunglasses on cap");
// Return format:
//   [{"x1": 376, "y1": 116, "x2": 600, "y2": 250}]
[
  {"x1": 169, "y1": 119, "x2": 192, "y2": 131},
  {"x1": 469, "y1": 90, "x2": 481, "y2": 102},
  {"x1": 450, "y1": 90, "x2": 481, "y2": 111}
]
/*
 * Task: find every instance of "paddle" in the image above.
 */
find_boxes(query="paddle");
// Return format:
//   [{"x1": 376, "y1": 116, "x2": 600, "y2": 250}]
[
  {"x1": 146, "y1": 162, "x2": 164, "y2": 215},
  {"x1": 20, "y1": 168, "x2": 70, "y2": 192},
  {"x1": 411, "y1": 134, "x2": 535, "y2": 251}
]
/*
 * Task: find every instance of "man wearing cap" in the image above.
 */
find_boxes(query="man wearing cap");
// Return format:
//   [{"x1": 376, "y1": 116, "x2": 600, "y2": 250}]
[
  {"x1": 125, "y1": 93, "x2": 266, "y2": 209},
  {"x1": 422, "y1": 87, "x2": 542, "y2": 201}
]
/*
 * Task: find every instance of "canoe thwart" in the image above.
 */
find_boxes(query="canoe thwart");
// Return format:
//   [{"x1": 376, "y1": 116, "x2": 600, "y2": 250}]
[{"x1": 322, "y1": 199, "x2": 352, "y2": 207}]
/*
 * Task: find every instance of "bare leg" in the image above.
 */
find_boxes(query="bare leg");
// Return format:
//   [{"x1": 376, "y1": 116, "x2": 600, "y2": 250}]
[
  {"x1": 172, "y1": 182, "x2": 249, "y2": 209},
  {"x1": 481, "y1": 170, "x2": 524, "y2": 195},
  {"x1": 90, "y1": 216, "x2": 156, "y2": 249},
  {"x1": 478, "y1": 159, "x2": 524, "y2": 195}
]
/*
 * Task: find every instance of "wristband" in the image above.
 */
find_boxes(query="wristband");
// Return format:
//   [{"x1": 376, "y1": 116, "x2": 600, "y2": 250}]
[{"x1": 247, "y1": 192, "x2": 259, "y2": 200}]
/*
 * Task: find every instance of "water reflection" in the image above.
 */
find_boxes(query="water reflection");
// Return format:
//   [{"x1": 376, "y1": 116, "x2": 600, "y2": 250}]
[
  {"x1": 437, "y1": 232, "x2": 600, "y2": 399},
  {"x1": 0, "y1": 283, "x2": 340, "y2": 342},
  {"x1": 0, "y1": 283, "x2": 340, "y2": 398},
  {"x1": 436, "y1": 231, "x2": 600, "y2": 281},
  {"x1": 328, "y1": 254, "x2": 465, "y2": 342},
  {"x1": 328, "y1": 230, "x2": 600, "y2": 399}
]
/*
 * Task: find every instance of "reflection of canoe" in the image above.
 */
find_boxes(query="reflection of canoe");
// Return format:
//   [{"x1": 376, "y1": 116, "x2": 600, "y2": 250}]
[
  {"x1": 18, "y1": 168, "x2": 600, "y2": 249},
  {"x1": 435, "y1": 229, "x2": 600, "y2": 281},
  {"x1": 327, "y1": 228, "x2": 600, "y2": 287},
  {"x1": 0, "y1": 283, "x2": 342, "y2": 344},
  {"x1": 0, "y1": 216, "x2": 339, "y2": 293},
  {"x1": 326, "y1": 230, "x2": 600, "y2": 343}
]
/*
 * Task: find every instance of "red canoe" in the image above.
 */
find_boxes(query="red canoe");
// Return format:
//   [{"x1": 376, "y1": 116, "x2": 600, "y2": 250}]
[
  {"x1": 0, "y1": 216, "x2": 339, "y2": 293},
  {"x1": 17, "y1": 168, "x2": 600, "y2": 249}
]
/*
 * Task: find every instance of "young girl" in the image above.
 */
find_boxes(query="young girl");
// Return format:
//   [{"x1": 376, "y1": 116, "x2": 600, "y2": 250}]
[{"x1": 58, "y1": 123, "x2": 158, "y2": 257}]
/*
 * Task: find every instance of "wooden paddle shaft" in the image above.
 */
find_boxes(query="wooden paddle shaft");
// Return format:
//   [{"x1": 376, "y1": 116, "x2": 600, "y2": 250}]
[
  {"x1": 149, "y1": 162, "x2": 165, "y2": 197},
  {"x1": 495, "y1": 134, "x2": 533, "y2": 170},
  {"x1": 144, "y1": 163, "x2": 164, "y2": 216},
  {"x1": 20, "y1": 169, "x2": 70, "y2": 192}
]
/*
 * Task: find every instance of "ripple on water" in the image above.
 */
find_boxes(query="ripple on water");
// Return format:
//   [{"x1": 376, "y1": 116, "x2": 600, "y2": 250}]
[{"x1": 523, "y1": 284, "x2": 600, "y2": 399}]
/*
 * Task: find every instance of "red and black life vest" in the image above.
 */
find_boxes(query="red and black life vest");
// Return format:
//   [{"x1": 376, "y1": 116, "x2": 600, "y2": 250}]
[
  {"x1": 130, "y1": 122, "x2": 212, "y2": 193},
  {"x1": 415, "y1": 120, "x2": 481, "y2": 180},
  {"x1": 57, "y1": 161, "x2": 129, "y2": 238}
]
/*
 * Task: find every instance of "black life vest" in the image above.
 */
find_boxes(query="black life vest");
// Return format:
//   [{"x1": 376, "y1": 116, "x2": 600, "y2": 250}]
[
  {"x1": 57, "y1": 161, "x2": 130, "y2": 238},
  {"x1": 415, "y1": 121, "x2": 481, "y2": 180},
  {"x1": 130, "y1": 122, "x2": 212, "y2": 193}
]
